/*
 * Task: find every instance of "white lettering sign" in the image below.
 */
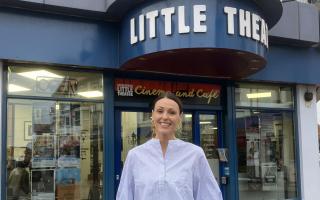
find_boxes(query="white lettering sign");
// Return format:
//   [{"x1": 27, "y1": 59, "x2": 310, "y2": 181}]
[
  {"x1": 224, "y1": 6, "x2": 269, "y2": 48},
  {"x1": 117, "y1": 84, "x2": 134, "y2": 96},
  {"x1": 130, "y1": 5, "x2": 269, "y2": 48}
]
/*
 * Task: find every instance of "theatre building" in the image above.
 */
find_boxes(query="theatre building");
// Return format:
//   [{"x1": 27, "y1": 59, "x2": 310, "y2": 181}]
[{"x1": 1, "y1": 0, "x2": 320, "y2": 199}]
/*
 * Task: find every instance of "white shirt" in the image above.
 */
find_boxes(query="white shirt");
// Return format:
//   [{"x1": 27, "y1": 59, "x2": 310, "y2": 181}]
[{"x1": 116, "y1": 138, "x2": 223, "y2": 200}]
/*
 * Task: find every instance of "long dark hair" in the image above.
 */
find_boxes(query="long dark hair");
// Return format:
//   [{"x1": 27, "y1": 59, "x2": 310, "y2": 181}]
[{"x1": 151, "y1": 91, "x2": 183, "y2": 114}]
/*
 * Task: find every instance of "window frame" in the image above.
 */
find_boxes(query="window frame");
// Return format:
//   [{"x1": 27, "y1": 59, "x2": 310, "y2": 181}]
[
  {"x1": 2, "y1": 64, "x2": 105, "y2": 200},
  {"x1": 235, "y1": 82, "x2": 301, "y2": 200}
]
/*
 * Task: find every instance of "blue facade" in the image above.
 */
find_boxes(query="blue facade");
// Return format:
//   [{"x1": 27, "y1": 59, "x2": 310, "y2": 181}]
[
  {"x1": 0, "y1": 8, "x2": 119, "y2": 68},
  {"x1": 0, "y1": 1, "x2": 319, "y2": 200},
  {"x1": 0, "y1": 5, "x2": 318, "y2": 83},
  {"x1": 250, "y1": 46, "x2": 320, "y2": 84}
]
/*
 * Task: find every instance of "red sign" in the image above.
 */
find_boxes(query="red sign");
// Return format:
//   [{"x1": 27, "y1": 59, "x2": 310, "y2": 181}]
[{"x1": 115, "y1": 79, "x2": 221, "y2": 105}]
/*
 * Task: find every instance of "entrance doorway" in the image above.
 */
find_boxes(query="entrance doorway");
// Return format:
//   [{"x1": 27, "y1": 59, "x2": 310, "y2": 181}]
[{"x1": 115, "y1": 110, "x2": 224, "y2": 192}]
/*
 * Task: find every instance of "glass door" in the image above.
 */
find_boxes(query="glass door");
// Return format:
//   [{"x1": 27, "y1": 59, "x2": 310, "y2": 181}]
[
  {"x1": 115, "y1": 111, "x2": 193, "y2": 173},
  {"x1": 198, "y1": 113, "x2": 221, "y2": 185},
  {"x1": 115, "y1": 110, "x2": 224, "y2": 191}
]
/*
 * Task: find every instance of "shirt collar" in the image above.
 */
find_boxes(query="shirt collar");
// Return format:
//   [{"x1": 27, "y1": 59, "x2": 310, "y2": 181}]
[{"x1": 149, "y1": 138, "x2": 182, "y2": 145}]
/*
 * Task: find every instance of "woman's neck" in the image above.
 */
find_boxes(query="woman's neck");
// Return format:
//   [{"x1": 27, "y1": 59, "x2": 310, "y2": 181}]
[{"x1": 155, "y1": 133, "x2": 176, "y2": 157}]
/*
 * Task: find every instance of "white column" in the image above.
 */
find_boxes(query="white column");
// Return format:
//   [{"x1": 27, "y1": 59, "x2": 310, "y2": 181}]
[
  {"x1": 0, "y1": 62, "x2": 3, "y2": 199},
  {"x1": 296, "y1": 85, "x2": 320, "y2": 200}
]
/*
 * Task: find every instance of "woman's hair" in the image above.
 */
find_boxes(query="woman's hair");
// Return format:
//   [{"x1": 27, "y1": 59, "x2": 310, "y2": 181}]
[{"x1": 151, "y1": 91, "x2": 183, "y2": 114}]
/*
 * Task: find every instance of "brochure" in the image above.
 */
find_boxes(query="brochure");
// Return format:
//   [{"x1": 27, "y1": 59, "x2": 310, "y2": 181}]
[{"x1": 32, "y1": 135, "x2": 55, "y2": 168}]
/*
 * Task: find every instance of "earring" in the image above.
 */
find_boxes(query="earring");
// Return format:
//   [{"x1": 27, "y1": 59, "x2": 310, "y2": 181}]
[
  {"x1": 151, "y1": 119, "x2": 156, "y2": 138},
  {"x1": 176, "y1": 121, "x2": 182, "y2": 135}
]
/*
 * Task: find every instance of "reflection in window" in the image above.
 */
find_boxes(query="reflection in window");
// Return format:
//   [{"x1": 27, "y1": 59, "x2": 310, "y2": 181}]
[
  {"x1": 236, "y1": 110, "x2": 297, "y2": 200},
  {"x1": 235, "y1": 84, "x2": 294, "y2": 109},
  {"x1": 6, "y1": 99, "x2": 104, "y2": 200},
  {"x1": 8, "y1": 66, "x2": 103, "y2": 100},
  {"x1": 199, "y1": 114, "x2": 220, "y2": 184},
  {"x1": 120, "y1": 112, "x2": 193, "y2": 163}
]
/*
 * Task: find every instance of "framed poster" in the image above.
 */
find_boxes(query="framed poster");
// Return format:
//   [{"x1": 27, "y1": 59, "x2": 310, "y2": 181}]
[
  {"x1": 58, "y1": 135, "x2": 80, "y2": 168},
  {"x1": 261, "y1": 162, "x2": 277, "y2": 191},
  {"x1": 32, "y1": 135, "x2": 56, "y2": 168},
  {"x1": 31, "y1": 169, "x2": 55, "y2": 200},
  {"x1": 24, "y1": 121, "x2": 32, "y2": 141},
  {"x1": 56, "y1": 168, "x2": 80, "y2": 200}
]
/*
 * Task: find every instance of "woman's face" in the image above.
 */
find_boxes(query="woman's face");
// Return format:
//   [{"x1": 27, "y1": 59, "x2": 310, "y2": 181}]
[{"x1": 152, "y1": 97, "x2": 182, "y2": 138}]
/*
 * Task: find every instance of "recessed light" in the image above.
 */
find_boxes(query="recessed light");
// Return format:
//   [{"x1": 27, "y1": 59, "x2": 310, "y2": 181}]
[
  {"x1": 18, "y1": 70, "x2": 63, "y2": 81},
  {"x1": 8, "y1": 84, "x2": 30, "y2": 92},
  {"x1": 138, "y1": 57, "x2": 147, "y2": 61},
  {"x1": 78, "y1": 90, "x2": 103, "y2": 98},
  {"x1": 247, "y1": 92, "x2": 272, "y2": 99}
]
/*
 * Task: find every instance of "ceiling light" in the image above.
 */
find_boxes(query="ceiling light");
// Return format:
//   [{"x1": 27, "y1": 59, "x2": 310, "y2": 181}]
[
  {"x1": 78, "y1": 90, "x2": 103, "y2": 98},
  {"x1": 247, "y1": 92, "x2": 272, "y2": 99},
  {"x1": 17, "y1": 70, "x2": 63, "y2": 81},
  {"x1": 8, "y1": 84, "x2": 30, "y2": 92},
  {"x1": 200, "y1": 121, "x2": 212, "y2": 124},
  {"x1": 184, "y1": 114, "x2": 192, "y2": 118}
]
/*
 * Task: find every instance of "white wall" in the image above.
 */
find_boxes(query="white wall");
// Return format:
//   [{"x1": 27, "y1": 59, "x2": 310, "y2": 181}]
[
  {"x1": 0, "y1": 62, "x2": 3, "y2": 199},
  {"x1": 296, "y1": 85, "x2": 320, "y2": 200}
]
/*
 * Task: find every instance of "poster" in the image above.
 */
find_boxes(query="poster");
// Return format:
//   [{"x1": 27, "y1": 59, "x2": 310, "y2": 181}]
[
  {"x1": 261, "y1": 162, "x2": 277, "y2": 191},
  {"x1": 31, "y1": 170, "x2": 55, "y2": 200},
  {"x1": 246, "y1": 140, "x2": 260, "y2": 167},
  {"x1": 58, "y1": 135, "x2": 80, "y2": 168},
  {"x1": 32, "y1": 135, "x2": 55, "y2": 168},
  {"x1": 245, "y1": 116, "x2": 260, "y2": 135},
  {"x1": 56, "y1": 168, "x2": 80, "y2": 185},
  {"x1": 56, "y1": 168, "x2": 80, "y2": 200},
  {"x1": 32, "y1": 103, "x2": 56, "y2": 134},
  {"x1": 217, "y1": 148, "x2": 228, "y2": 162}
]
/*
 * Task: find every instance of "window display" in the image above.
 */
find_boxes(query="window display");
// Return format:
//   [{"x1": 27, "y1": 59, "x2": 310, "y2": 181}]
[
  {"x1": 199, "y1": 114, "x2": 220, "y2": 184},
  {"x1": 6, "y1": 67, "x2": 104, "y2": 200},
  {"x1": 236, "y1": 110, "x2": 297, "y2": 200},
  {"x1": 236, "y1": 83, "x2": 297, "y2": 200}
]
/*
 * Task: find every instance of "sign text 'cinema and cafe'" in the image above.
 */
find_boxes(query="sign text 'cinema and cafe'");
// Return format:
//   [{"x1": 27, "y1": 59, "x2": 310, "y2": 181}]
[
  {"x1": 115, "y1": 79, "x2": 221, "y2": 106},
  {"x1": 130, "y1": 5, "x2": 268, "y2": 48}
]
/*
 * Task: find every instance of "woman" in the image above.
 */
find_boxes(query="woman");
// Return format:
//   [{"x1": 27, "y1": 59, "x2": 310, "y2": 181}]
[{"x1": 116, "y1": 92, "x2": 223, "y2": 200}]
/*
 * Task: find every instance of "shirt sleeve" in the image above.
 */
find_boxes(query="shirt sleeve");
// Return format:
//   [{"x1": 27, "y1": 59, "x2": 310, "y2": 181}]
[
  {"x1": 193, "y1": 149, "x2": 223, "y2": 200},
  {"x1": 116, "y1": 150, "x2": 135, "y2": 200}
]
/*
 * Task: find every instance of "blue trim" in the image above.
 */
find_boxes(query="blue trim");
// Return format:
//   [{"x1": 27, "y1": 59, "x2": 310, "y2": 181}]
[
  {"x1": 194, "y1": 112, "x2": 200, "y2": 146},
  {"x1": 1, "y1": 66, "x2": 8, "y2": 200},
  {"x1": 225, "y1": 85, "x2": 239, "y2": 200},
  {"x1": 114, "y1": 110, "x2": 122, "y2": 192},
  {"x1": 293, "y1": 86, "x2": 302, "y2": 200},
  {"x1": 104, "y1": 73, "x2": 116, "y2": 200},
  {"x1": 217, "y1": 111, "x2": 227, "y2": 198}
]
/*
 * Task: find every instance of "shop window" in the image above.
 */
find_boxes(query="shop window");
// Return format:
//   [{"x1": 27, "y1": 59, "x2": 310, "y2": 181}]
[
  {"x1": 236, "y1": 84, "x2": 297, "y2": 200},
  {"x1": 235, "y1": 84, "x2": 294, "y2": 109},
  {"x1": 6, "y1": 67, "x2": 104, "y2": 200}
]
